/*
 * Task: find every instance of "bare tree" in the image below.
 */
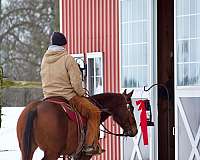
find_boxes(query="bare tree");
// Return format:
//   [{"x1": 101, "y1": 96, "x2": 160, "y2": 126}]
[{"x1": 0, "y1": 0, "x2": 54, "y2": 81}]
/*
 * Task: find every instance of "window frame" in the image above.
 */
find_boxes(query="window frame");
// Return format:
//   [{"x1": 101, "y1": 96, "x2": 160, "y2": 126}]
[{"x1": 86, "y1": 52, "x2": 104, "y2": 96}]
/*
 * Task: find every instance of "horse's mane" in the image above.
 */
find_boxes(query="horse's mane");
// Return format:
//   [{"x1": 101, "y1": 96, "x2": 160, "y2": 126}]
[
  {"x1": 89, "y1": 92, "x2": 124, "y2": 109},
  {"x1": 91, "y1": 92, "x2": 122, "y2": 99}
]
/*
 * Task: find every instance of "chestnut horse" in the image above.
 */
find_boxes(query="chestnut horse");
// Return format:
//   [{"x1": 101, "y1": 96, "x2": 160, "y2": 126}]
[{"x1": 17, "y1": 90, "x2": 138, "y2": 160}]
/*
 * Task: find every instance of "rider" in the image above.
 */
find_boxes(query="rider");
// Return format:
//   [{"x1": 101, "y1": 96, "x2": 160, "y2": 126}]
[{"x1": 40, "y1": 31, "x2": 101, "y2": 155}]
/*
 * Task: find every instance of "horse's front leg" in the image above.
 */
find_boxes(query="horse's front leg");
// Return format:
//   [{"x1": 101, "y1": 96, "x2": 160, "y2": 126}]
[
  {"x1": 66, "y1": 155, "x2": 73, "y2": 160},
  {"x1": 76, "y1": 154, "x2": 92, "y2": 160}
]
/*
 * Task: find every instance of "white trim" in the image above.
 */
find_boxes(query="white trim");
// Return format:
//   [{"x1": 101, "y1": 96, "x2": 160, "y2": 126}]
[
  {"x1": 86, "y1": 52, "x2": 103, "y2": 58},
  {"x1": 119, "y1": 0, "x2": 123, "y2": 90},
  {"x1": 174, "y1": 0, "x2": 179, "y2": 159},
  {"x1": 176, "y1": 89, "x2": 200, "y2": 97},
  {"x1": 176, "y1": 12, "x2": 200, "y2": 17},
  {"x1": 177, "y1": 62, "x2": 200, "y2": 64},
  {"x1": 177, "y1": 98, "x2": 200, "y2": 160},
  {"x1": 130, "y1": 128, "x2": 143, "y2": 160},
  {"x1": 59, "y1": 0, "x2": 63, "y2": 32},
  {"x1": 122, "y1": 64, "x2": 148, "y2": 68},
  {"x1": 121, "y1": 42, "x2": 148, "y2": 46},
  {"x1": 189, "y1": 127, "x2": 200, "y2": 160},
  {"x1": 148, "y1": 1, "x2": 156, "y2": 159},
  {"x1": 122, "y1": 19, "x2": 148, "y2": 24},
  {"x1": 176, "y1": 85, "x2": 200, "y2": 90},
  {"x1": 177, "y1": 99, "x2": 195, "y2": 153},
  {"x1": 175, "y1": 97, "x2": 178, "y2": 160},
  {"x1": 86, "y1": 52, "x2": 104, "y2": 94},
  {"x1": 148, "y1": 0, "x2": 152, "y2": 88},
  {"x1": 152, "y1": 0, "x2": 157, "y2": 159},
  {"x1": 177, "y1": 37, "x2": 200, "y2": 41},
  {"x1": 118, "y1": 1, "x2": 124, "y2": 159},
  {"x1": 70, "y1": 53, "x2": 84, "y2": 58}
]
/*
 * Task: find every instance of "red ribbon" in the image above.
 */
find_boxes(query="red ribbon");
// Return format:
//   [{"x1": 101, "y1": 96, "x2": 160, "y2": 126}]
[{"x1": 136, "y1": 100, "x2": 148, "y2": 145}]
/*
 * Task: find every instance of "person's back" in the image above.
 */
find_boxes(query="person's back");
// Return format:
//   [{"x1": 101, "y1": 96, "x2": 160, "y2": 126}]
[
  {"x1": 40, "y1": 32, "x2": 102, "y2": 155},
  {"x1": 41, "y1": 46, "x2": 84, "y2": 100}
]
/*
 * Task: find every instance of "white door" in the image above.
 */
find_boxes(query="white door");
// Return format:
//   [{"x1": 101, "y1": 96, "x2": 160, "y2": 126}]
[{"x1": 175, "y1": 0, "x2": 200, "y2": 159}]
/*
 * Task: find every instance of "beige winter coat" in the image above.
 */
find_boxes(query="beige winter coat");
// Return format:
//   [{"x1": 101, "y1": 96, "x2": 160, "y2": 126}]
[{"x1": 40, "y1": 46, "x2": 85, "y2": 100}]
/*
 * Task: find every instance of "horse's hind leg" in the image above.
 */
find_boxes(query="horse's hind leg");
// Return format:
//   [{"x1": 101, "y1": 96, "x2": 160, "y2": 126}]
[
  {"x1": 20, "y1": 144, "x2": 37, "y2": 160},
  {"x1": 27, "y1": 147, "x2": 37, "y2": 160},
  {"x1": 41, "y1": 152, "x2": 60, "y2": 160}
]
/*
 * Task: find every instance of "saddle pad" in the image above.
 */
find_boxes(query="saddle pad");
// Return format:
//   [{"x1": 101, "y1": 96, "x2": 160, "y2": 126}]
[{"x1": 44, "y1": 97, "x2": 87, "y2": 125}]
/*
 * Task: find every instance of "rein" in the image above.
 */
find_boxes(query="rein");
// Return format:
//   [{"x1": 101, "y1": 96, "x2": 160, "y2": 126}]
[{"x1": 100, "y1": 123, "x2": 128, "y2": 137}]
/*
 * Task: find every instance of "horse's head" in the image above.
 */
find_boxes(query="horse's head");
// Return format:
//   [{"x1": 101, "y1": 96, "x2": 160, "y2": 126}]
[{"x1": 112, "y1": 89, "x2": 138, "y2": 137}]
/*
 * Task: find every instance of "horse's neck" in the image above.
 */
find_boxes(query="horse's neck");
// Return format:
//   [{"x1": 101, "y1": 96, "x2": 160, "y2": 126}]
[
  {"x1": 100, "y1": 111, "x2": 111, "y2": 123},
  {"x1": 91, "y1": 93, "x2": 119, "y2": 123},
  {"x1": 90, "y1": 96, "x2": 110, "y2": 123}
]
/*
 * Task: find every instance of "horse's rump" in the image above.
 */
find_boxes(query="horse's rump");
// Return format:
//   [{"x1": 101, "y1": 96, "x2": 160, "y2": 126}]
[
  {"x1": 17, "y1": 100, "x2": 81, "y2": 157},
  {"x1": 36, "y1": 100, "x2": 82, "y2": 154}
]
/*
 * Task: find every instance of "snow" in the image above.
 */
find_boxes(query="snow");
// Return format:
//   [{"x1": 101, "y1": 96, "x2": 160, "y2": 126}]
[{"x1": 0, "y1": 107, "x2": 43, "y2": 160}]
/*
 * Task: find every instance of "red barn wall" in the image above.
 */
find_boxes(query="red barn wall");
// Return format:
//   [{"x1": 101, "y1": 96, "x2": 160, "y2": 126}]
[{"x1": 60, "y1": 0, "x2": 121, "y2": 159}]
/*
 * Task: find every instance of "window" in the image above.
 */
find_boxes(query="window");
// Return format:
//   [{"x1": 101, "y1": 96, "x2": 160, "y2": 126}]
[
  {"x1": 120, "y1": 0, "x2": 151, "y2": 88},
  {"x1": 72, "y1": 53, "x2": 104, "y2": 95},
  {"x1": 176, "y1": 0, "x2": 200, "y2": 86},
  {"x1": 87, "y1": 52, "x2": 104, "y2": 95}
]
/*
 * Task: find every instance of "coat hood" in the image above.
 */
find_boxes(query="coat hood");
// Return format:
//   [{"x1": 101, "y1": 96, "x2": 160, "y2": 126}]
[{"x1": 44, "y1": 45, "x2": 67, "y2": 63}]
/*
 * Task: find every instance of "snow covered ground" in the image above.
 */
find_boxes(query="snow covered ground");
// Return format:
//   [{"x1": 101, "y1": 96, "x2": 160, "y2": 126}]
[{"x1": 0, "y1": 107, "x2": 43, "y2": 160}]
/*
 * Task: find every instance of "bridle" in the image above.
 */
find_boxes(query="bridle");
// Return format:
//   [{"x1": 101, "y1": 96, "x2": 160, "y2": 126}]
[{"x1": 100, "y1": 94, "x2": 135, "y2": 137}]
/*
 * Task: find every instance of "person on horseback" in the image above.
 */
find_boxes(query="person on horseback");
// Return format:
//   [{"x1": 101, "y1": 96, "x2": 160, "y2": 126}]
[{"x1": 40, "y1": 31, "x2": 101, "y2": 155}]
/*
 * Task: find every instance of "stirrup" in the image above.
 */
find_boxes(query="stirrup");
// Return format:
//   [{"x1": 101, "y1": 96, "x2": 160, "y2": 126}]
[
  {"x1": 82, "y1": 145, "x2": 96, "y2": 155},
  {"x1": 82, "y1": 144, "x2": 105, "y2": 156},
  {"x1": 93, "y1": 144, "x2": 105, "y2": 155}
]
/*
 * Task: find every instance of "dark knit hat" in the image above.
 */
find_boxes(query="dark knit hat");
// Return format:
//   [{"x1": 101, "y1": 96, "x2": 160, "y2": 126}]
[{"x1": 51, "y1": 32, "x2": 67, "y2": 46}]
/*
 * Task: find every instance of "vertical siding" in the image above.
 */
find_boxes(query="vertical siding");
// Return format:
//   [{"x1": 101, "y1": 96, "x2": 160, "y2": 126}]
[{"x1": 61, "y1": 0, "x2": 121, "y2": 159}]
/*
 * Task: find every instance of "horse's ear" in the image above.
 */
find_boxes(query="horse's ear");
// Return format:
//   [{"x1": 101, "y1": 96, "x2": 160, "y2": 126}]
[
  {"x1": 127, "y1": 90, "x2": 134, "y2": 98},
  {"x1": 123, "y1": 89, "x2": 127, "y2": 95}
]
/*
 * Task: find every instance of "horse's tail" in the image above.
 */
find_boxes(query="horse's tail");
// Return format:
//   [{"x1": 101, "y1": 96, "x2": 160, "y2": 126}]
[{"x1": 23, "y1": 108, "x2": 37, "y2": 160}]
